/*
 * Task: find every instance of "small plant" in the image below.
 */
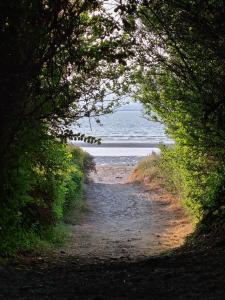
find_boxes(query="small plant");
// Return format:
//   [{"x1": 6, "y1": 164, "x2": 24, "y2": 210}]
[{"x1": 129, "y1": 153, "x2": 161, "y2": 184}]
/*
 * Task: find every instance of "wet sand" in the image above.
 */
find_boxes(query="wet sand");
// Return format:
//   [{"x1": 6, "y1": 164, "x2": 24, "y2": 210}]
[{"x1": 71, "y1": 142, "x2": 168, "y2": 156}]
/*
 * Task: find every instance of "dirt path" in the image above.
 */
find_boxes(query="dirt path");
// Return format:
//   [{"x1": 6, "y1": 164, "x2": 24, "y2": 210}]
[
  {"x1": 1, "y1": 158, "x2": 225, "y2": 299},
  {"x1": 61, "y1": 160, "x2": 192, "y2": 261}
]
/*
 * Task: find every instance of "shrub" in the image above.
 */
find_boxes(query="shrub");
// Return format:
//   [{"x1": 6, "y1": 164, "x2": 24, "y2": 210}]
[
  {"x1": 130, "y1": 145, "x2": 225, "y2": 225},
  {"x1": 0, "y1": 128, "x2": 93, "y2": 256},
  {"x1": 63, "y1": 147, "x2": 95, "y2": 215},
  {"x1": 68, "y1": 145, "x2": 96, "y2": 174},
  {"x1": 129, "y1": 153, "x2": 161, "y2": 184},
  {"x1": 159, "y1": 145, "x2": 225, "y2": 221},
  {"x1": 63, "y1": 165, "x2": 84, "y2": 214}
]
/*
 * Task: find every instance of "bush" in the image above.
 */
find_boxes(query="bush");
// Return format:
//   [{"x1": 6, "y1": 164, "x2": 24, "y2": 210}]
[
  {"x1": 68, "y1": 145, "x2": 96, "y2": 174},
  {"x1": 159, "y1": 145, "x2": 225, "y2": 221},
  {"x1": 130, "y1": 145, "x2": 225, "y2": 225},
  {"x1": 63, "y1": 147, "x2": 95, "y2": 216},
  {"x1": 129, "y1": 153, "x2": 162, "y2": 184},
  {"x1": 0, "y1": 128, "x2": 93, "y2": 256},
  {"x1": 63, "y1": 164, "x2": 84, "y2": 214}
]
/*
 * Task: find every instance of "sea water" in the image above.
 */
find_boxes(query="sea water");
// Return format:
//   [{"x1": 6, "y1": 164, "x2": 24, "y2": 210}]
[{"x1": 70, "y1": 102, "x2": 173, "y2": 157}]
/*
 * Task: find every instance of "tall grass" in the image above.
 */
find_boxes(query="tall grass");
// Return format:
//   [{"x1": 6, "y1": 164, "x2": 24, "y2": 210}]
[{"x1": 129, "y1": 153, "x2": 162, "y2": 186}]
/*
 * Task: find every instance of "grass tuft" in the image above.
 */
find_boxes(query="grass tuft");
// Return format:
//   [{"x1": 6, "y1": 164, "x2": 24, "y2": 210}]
[{"x1": 129, "y1": 153, "x2": 162, "y2": 185}]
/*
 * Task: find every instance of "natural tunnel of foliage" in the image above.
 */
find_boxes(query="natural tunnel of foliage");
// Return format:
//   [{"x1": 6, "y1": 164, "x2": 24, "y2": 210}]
[{"x1": 1, "y1": 0, "x2": 225, "y2": 255}]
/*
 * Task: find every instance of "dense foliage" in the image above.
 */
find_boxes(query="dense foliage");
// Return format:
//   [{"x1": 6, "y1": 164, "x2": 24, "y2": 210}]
[
  {"x1": 0, "y1": 0, "x2": 132, "y2": 255},
  {"x1": 1, "y1": 0, "x2": 225, "y2": 254},
  {"x1": 129, "y1": 0, "x2": 225, "y2": 229},
  {"x1": 0, "y1": 139, "x2": 93, "y2": 256}
]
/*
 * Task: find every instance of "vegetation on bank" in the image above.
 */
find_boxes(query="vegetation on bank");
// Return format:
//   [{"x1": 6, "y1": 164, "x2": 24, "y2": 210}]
[
  {"x1": 126, "y1": 1, "x2": 225, "y2": 235},
  {"x1": 0, "y1": 139, "x2": 94, "y2": 256},
  {"x1": 130, "y1": 150, "x2": 201, "y2": 222},
  {"x1": 1, "y1": 0, "x2": 225, "y2": 256},
  {"x1": 130, "y1": 143, "x2": 225, "y2": 232},
  {"x1": 0, "y1": 1, "x2": 130, "y2": 257}
]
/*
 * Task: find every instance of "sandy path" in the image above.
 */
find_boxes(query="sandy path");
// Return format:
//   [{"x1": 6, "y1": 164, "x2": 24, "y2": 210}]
[
  {"x1": 3, "y1": 159, "x2": 225, "y2": 300},
  {"x1": 62, "y1": 160, "x2": 192, "y2": 260}
]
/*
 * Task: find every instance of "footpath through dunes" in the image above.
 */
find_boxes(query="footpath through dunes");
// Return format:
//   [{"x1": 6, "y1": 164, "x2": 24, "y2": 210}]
[
  {"x1": 1, "y1": 157, "x2": 225, "y2": 299},
  {"x1": 61, "y1": 156, "x2": 192, "y2": 261}
]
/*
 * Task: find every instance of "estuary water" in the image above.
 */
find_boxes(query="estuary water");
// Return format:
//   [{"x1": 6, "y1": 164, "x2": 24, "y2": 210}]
[{"x1": 70, "y1": 102, "x2": 173, "y2": 157}]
